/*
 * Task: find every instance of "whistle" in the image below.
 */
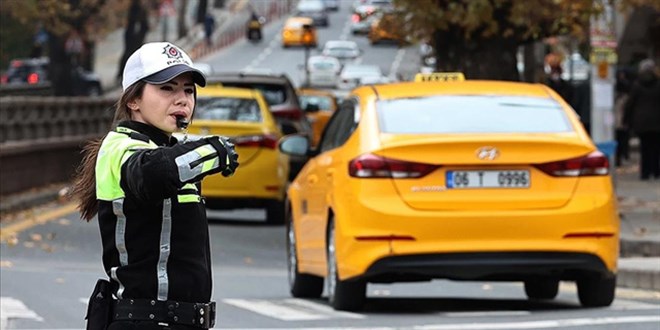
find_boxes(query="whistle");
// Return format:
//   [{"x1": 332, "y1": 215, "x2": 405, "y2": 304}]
[{"x1": 176, "y1": 116, "x2": 189, "y2": 129}]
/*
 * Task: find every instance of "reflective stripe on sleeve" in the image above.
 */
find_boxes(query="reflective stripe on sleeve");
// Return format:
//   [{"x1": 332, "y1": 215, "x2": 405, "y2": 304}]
[{"x1": 174, "y1": 144, "x2": 220, "y2": 182}]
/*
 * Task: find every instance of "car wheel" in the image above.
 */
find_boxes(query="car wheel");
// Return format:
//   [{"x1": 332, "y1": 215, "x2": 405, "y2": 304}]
[
  {"x1": 287, "y1": 208, "x2": 324, "y2": 298},
  {"x1": 265, "y1": 200, "x2": 285, "y2": 225},
  {"x1": 524, "y1": 278, "x2": 559, "y2": 300},
  {"x1": 326, "y1": 218, "x2": 366, "y2": 311},
  {"x1": 577, "y1": 274, "x2": 616, "y2": 307}
]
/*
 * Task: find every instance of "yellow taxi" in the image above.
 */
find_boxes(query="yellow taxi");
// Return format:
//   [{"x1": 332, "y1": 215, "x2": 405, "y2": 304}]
[
  {"x1": 297, "y1": 88, "x2": 338, "y2": 147},
  {"x1": 188, "y1": 86, "x2": 289, "y2": 224},
  {"x1": 279, "y1": 73, "x2": 619, "y2": 311},
  {"x1": 281, "y1": 17, "x2": 317, "y2": 48}
]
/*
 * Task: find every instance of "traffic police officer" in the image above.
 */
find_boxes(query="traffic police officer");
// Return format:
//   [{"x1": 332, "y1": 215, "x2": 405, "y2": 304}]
[{"x1": 72, "y1": 42, "x2": 238, "y2": 329}]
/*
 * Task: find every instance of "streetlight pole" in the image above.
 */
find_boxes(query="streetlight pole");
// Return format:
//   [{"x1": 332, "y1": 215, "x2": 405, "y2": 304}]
[{"x1": 302, "y1": 24, "x2": 314, "y2": 88}]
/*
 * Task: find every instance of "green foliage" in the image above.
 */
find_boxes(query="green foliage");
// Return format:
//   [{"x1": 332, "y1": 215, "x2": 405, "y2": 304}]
[
  {"x1": 0, "y1": 9, "x2": 35, "y2": 69},
  {"x1": 394, "y1": 0, "x2": 660, "y2": 44}
]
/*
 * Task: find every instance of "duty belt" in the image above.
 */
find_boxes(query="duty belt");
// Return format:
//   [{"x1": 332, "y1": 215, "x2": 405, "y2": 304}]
[{"x1": 112, "y1": 299, "x2": 215, "y2": 328}]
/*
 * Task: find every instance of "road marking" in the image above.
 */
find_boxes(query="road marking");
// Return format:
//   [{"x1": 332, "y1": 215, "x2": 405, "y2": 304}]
[
  {"x1": 443, "y1": 311, "x2": 531, "y2": 317},
  {"x1": 389, "y1": 48, "x2": 406, "y2": 80},
  {"x1": 0, "y1": 202, "x2": 77, "y2": 241},
  {"x1": 414, "y1": 316, "x2": 660, "y2": 329},
  {"x1": 0, "y1": 297, "x2": 44, "y2": 328},
  {"x1": 223, "y1": 298, "x2": 364, "y2": 320}
]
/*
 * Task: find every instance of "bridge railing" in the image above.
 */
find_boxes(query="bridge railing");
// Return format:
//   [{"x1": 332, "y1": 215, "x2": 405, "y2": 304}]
[{"x1": 0, "y1": 96, "x2": 115, "y2": 196}]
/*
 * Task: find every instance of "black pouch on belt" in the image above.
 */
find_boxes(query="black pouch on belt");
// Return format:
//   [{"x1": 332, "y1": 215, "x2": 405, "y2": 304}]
[{"x1": 85, "y1": 279, "x2": 113, "y2": 330}]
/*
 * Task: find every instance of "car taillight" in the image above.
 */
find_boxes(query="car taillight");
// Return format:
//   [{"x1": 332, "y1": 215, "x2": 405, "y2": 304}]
[
  {"x1": 273, "y1": 108, "x2": 303, "y2": 120},
  {"x1": 232, "y1": 134, "x2": 278, "y2": 149},
  {"x1": 535, "y1": 151, "x2": 609, "y2": 177},
  {"x1": 0, "y1": 74, "x2": 7, "y2": 84},
  {"x1": 348, "y1": 153, "x2": 439, "y2": 178},
  {"x1": 352, "y1": 14, "x2": 360, "y2": 22},
  {"x1": 27, "y1": 73, "x2": 39, "y2": 84}
]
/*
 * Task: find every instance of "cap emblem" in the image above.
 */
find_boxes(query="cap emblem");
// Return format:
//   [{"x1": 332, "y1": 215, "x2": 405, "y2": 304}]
[{"x1": 163, "y1": 44, "x2": 183, "y2": 60}]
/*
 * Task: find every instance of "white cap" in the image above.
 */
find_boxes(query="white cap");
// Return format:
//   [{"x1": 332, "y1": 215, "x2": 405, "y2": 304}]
[{"x1": 122, "y1": 42, "x2": 207, "y2": 91}]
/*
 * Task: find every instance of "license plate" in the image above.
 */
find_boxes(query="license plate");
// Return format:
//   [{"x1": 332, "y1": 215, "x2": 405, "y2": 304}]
[{"x1": 446, "y1": 170, "x2": 530, "y2": 189}]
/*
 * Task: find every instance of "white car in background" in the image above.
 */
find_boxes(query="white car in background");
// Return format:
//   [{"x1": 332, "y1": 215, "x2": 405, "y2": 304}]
[
  {"x1": 322, "y1": 40, "x2": 362, "y2": 65},
  {"x1": 302, "y1": 55, "x2": 342, "y2": 88},
  {"x1": 337, "y1": 63, "x2": 390, "y2": 90}
]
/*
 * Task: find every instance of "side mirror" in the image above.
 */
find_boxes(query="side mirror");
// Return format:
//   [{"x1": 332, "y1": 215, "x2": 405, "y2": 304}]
[{"x1": 279, "y1": 134, "x2": 310, "y2": 156}]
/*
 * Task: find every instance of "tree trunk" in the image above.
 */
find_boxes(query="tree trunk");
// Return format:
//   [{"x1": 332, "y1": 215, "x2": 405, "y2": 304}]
[
  {"x1": 433, "y1": 28, "x2": 520, "y2": 81},
  {"x1": 48, "y1": 34, "x2": 73, "y2": 96},
  {"x1": 197, "y1": 0, "x2": 208, "y2": 24},
  {"x1": 177, "y1": 0, "x2": 188, "y2": 40},
  {"x1": 117, "y1": 0, "x2": 149, "y2": 82}
]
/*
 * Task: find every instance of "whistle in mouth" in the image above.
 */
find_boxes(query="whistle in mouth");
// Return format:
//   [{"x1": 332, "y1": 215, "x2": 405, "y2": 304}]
[{"x1": 176, "y1": 116, "x2": 189, "y2": 129}]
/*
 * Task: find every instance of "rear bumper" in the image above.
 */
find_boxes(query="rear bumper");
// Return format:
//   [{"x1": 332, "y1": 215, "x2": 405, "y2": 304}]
[
  {"x1": 363, "y1": 252, "x2": 613, "y2": 283},
  {"x1": 329, "y1": 179, "x2": 619, "y2": 281}
]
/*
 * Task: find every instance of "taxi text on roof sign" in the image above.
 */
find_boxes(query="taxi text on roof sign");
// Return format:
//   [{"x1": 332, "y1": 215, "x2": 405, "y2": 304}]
[{"x1": 414, "y1": 72, "x2": 465, "y2": 82}]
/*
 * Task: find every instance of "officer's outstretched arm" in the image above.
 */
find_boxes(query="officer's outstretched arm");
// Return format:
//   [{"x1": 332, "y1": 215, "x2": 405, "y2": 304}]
[{"x1": 120, "y1": 136, "x2": 239, "y2": 202}]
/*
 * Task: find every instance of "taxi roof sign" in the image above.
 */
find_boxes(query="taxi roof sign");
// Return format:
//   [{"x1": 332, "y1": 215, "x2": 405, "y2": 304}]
[{"x1": 414, "y1": 72, "x2": 465, "y2": 82}]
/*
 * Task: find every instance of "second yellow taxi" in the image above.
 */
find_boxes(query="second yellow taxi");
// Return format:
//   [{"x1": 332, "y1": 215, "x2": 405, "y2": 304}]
[
  {"x1": 188, "y1": 86, "x2": 289, "y2": 224},
  {"x1": 279, "y1": 75, "x2": 619, "y2": 311},
  {"x1": 281, "y1": 17, "x2": 317, "y2": 48}
]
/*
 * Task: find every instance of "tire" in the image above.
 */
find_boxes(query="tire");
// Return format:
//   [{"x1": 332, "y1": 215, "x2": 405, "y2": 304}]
[
  {"x1": 265, "y1": 200, "x2": 285, "y2": 225},
  {"x1": 524, "y1": 279, "x2": 559, "y2": 300},
  {"x1": 327, "y1": 218, "x2": 366, "y2": 311},
  {"x1": 287, "y1": 208, "x2": 324, "y2": 298},
  {"x1": 577, "y1": 275, "x2": 616, "y2": 307}
]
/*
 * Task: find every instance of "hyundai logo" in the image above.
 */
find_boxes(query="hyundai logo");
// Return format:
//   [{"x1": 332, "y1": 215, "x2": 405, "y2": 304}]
[{"x1": 476, "y1": 146, "x2": 499, "y2": 160}]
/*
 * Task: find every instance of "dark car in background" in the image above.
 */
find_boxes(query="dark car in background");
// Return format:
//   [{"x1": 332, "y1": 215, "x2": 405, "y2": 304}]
[
  {"x1": 207, "y1": 72, "x2": 313, "y2": 179},
  {"x1": 1, "y1": 57, "x2": 103, "y2": 96},
  {"x1": 295, "y1": 0, "x2": 329, "y2": 27}
]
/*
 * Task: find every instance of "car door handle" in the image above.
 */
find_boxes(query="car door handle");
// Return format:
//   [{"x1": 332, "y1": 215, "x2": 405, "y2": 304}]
[
  {"x1": 326, "y1": 169, "x2": 335, "y2": 178},
  {"x1": 307, "y1": 176, "x2": 318, "y2": 184}
]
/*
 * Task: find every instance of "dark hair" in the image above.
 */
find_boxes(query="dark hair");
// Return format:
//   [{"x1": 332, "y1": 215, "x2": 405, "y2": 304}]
[{"x1": 71, "y1": 81, "x2": 146, "y2": 221}]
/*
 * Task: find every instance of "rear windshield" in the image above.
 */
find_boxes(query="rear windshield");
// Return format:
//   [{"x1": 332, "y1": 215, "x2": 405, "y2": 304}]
[
  {"x1": 195, "y1": 97, "x2": 262, "y2": 122},
  {"x1": 219, "y1": 83, "x2": 287, "y2": 106},
  {"x1": 377, "y1": 95, "x2": 573, "y2": 134}
]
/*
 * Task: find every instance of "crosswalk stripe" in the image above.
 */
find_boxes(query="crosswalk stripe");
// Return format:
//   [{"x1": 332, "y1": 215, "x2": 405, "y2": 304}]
[
  {"x1": 283, "y1": 298, "x2": 365, "y2": 319},
  {"x1": 0, "y1": 297, "x2": 44, "y2": 327},
  {"x1": 223, "y1": 298, "x2": 365, "y2": 321}
]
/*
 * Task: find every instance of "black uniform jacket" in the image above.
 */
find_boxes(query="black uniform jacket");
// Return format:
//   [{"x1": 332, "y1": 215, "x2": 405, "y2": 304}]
[{"x1": 96, "y1": 121, "x2": 212, "y2": 303}]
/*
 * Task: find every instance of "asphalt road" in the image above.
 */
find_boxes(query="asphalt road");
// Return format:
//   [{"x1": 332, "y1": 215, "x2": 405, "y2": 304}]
[{"x1": 1, "y1": 2, "x2": 660, "y2": 329}]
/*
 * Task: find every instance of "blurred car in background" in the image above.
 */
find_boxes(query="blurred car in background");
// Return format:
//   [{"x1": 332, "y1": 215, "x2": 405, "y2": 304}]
[
  {"x1": 350, "y1": 4, "x2": 379, "y2": 35},
  {"x1": 337, "y1": 63, "x2": 388, "y2": 90},
  {"x1": 1, "y1": 57, "x2": 102, "y2": 96},
  {"x1": 186, "y1": 86, "x2": 289, "y2": 224},
  {"x1": 304, "y1": 55, "x2": 341, "y2": 88},
  {"x1": 322, "y1": 0, "x2": 339, "y2": 11},
  {"x1": 207, "y1": 72, "x2": 311, "y2": 179},
  {"x1": 297, "y1": 88, "x2": 338, "y2": 147},
  {"x1": 280, "y1": 73, "x2": 619, "y2": 311},
  {"x1": 321, "y1": 40, "x2": 362, "y2": 65},
  {"x1": 282, "y1": 17, "x2": 318, "y2": 48},
  {"x1": 295, "y1": 0, "x2": 329, "y2": 27}
]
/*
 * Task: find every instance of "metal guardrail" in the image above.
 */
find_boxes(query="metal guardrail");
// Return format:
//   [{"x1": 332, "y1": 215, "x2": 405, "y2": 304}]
[
  {"x1": 0, "y1": 96, "x2": 115, "y2": 195},
  {"x1": 0, "y1": 83, "x2": 53, "y2": 97}
]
